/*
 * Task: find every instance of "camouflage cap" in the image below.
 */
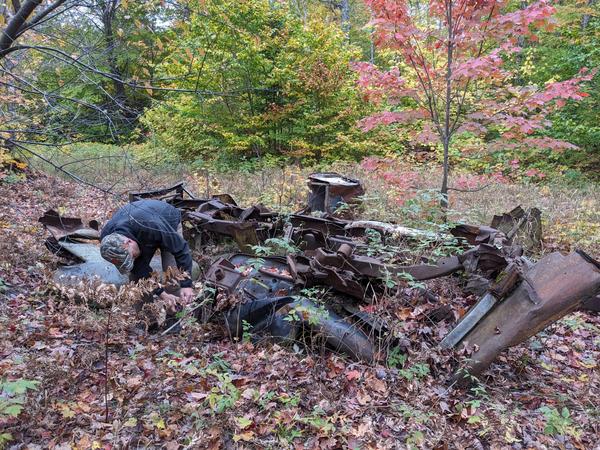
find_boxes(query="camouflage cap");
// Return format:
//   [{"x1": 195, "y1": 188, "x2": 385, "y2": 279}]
[{"x1": 100, "y1": 233, "x2": 134, "y2": 274}]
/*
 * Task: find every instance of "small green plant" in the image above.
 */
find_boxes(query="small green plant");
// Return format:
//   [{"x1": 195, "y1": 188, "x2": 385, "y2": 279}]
[
  {"x1": 396, "y1": 403, "x2": 432, "y2": 424},
  {"x1": 399, "y1": 363, "x2": 430, "y2": 381},
  {"x1": 333, "y1": 201, "x2": 351, "y2": 215},
  {"x1": 0, "y1": 379, "x2": 39, "y2": 447},
  {"x1": 387, "y1": 346, "x2": 407, "y2": 369},
  {"x1": 1, "y1": 171, "x2": 26, "y2": 184},
  {"x1": 380, "y1": 267, "x2": 398, "y2": 290},
  {"x1": 284, "y1": 303, "x2": 329, "y2": 327},
  {"x1": 205, "y1": 371, "x2": 239, "y2": 414},
  {"x1": 252, "y1": 238, "x2": 299, "y2": 257},
  {"x1": 405, "y1": 430, "x2": 425, "y2": 449},
  {"x1": 277, "y1": 423, "x2": 303, "y2": 444},
  {"x1": 364, "y1": 228, "x2": 397, "y2": 260},
  {"x1": 294, "y1": 287, "x2": 326, "y2": 302},
  {"x1": 538, "y1": 406, "x2": 580, "y2": 438},
  {"x1": 277, "y1": 392, "x2": 301, "y2": 407},
  {"x1": 470, "y1": 382, "x2": 489, "y2": 401},
  {"x1": 258, "y1": 391, "x2": 276, "y2": 410},
  {"x1": 396, "y1": 271, "x2": 426, "y2": 290},
  {"x1": 299, "y1": 406, "x2": 336, "y2": 434},
  {"x1": 242, "y1": 320, "x2": 253, "y2": 343},
  {"x1": 0, "y1": 379, "x2": 39, "y2": 418},
  {"x1": 242, "y1": 256, "x2": 266, "y2": 271}
]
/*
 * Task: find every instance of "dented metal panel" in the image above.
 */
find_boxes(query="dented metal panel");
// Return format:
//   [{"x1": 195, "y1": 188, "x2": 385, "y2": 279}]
[
  {"x1": 455, "y1": 250, "x2": 600, "y2": 380},
  {"x1": 306, "y1": 172, "x2": 364, "y2": 214}
]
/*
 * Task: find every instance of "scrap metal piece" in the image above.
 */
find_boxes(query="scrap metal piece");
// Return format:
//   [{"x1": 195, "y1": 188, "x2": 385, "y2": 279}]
[
  {"x1": 289, "y1": 214, "x2": 348, "y2": 237},
  {"x1": 207, "y1": 253, "x2": 375, "y2": 362},
  {"x1": 293, "y1": 298, "x2": 375, "y2": 363},
  {"x1": 205, "y1": 254, "x2": 296, "y2": 300},
  {"x1": 39, "y1": 210, "x2": 100, "y2": 241},
  {"x1": 225, "y1": 296, "x2": 298, "y2": 339},
  {"x1": 305, "y1": 172, "x2": 364, "y2": 215},
  {"x1": 186, "y1": 211, "x2": 261, "y2": 252},
  {"x1": 129, "y1": 181, "x2": 189, "y2": 203},
  {"x1": 581, "y1": 295, "x2": 600, "y2": 312},
  {"x1": 491, "y1": 205, "x2": 542, "y2": 252},
  {"x1": 455, "y1": 250, "x2": 600, "y2": 380},
  {"x1": 345, "y1": 220, "x2": 439, "y2": 240},
  {"x1": 440, "y1": 292, "x2": 497, "y2": 349}
]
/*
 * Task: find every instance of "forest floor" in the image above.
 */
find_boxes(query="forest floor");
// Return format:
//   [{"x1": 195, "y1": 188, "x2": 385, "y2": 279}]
[{"x1": 1, "y1": 164, "x2": 599, "y2": 449}]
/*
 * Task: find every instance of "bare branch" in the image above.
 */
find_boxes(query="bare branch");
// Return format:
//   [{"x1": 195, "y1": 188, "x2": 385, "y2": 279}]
[
  {"x1": 0, "y1": 0, "x2": 42, "y2": 55},
  {"x1": 7, "y1": 139, "x2": 122, "y2": 197}
]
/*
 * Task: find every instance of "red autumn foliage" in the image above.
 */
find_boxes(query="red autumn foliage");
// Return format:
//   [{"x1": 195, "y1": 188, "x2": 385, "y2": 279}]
[{"x1": 355, "y1": 0, "x2": 596, "y2": 200}]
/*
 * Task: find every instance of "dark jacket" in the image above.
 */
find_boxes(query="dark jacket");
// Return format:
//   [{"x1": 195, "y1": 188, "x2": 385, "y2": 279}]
[{"x1": 100, "y1": 199, "x2": 193, "y2": 288}]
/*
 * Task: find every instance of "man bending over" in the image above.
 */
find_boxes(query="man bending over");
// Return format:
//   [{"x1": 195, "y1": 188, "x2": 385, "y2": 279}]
[{"x1": 100, "y1": 199, "x2": 195, "y2": 311}]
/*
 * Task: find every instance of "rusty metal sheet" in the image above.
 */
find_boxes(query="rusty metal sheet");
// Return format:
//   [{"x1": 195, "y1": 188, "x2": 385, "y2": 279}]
[
  {"x1": 289, "y1": 214, "x2": 348, "y2": 237},
  {"x1": 39, "y1": 209, "x2": 100, "y2": 241},
  {"x1": 205, "y1": 254, "x2": 297, "y2": 300},
  {"x1": 310, "y1": 246, "x2": 464, "y2": 282},
  {"x1": 185, "y1": 211, "x2": 261, "y2": 252},
  {"x1": 129, "y1": 181, "x2": 187, "y2": 203},
  {"x1": 454, "y1": 250, "x2": 600, "y2": 380},
  {"x1": 491, "y1": 205, "x2": 542, "y2": 252},
  {"x1": 305, "y1": 172, "x2": 364, "y2": 215}
]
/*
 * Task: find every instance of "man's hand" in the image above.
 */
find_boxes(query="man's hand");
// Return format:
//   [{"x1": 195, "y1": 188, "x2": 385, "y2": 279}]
[
  {"x1": 180, "y1": 287, "x2": 195, "y2": 304},
  {"x1": 159, "y1": 291, "x2": 180, "y2": 314}
]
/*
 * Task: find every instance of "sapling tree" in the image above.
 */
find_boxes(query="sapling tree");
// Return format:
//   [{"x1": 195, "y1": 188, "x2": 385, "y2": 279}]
[{"x1": 355, "y1": 0, "x2": 596, "y2": 207}]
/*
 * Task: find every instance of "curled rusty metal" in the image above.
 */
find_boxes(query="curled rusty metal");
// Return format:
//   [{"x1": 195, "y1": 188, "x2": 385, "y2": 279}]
[{"x1": 39, "y1": 209, "x2": 100, "y2": 241}]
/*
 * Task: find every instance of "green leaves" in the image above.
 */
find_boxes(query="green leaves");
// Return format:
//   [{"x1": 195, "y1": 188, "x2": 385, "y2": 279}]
[
  {"x1": 2, "y1": 379, "x2": 39, "y2": 395},
  {"x1": 538, "y1": 406, "x2": 581, "y2": 437},
  {"x1": 0, "y1": 378, "x2": 39, "y2": 422}
]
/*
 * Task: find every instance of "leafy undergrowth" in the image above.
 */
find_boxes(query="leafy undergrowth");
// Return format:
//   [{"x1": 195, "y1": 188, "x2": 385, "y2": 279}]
[{"x1": 1, "y1": 171, "x2": 600, "y2": 449}]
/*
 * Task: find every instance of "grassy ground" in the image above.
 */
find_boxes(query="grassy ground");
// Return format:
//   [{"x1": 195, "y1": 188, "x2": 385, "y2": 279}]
[
  {"x1": 2, "y1": 157, "x2": 599, "y2": 449},
  {"x1": 26, "y1": 144, "x2": 600, "y2": 256}
]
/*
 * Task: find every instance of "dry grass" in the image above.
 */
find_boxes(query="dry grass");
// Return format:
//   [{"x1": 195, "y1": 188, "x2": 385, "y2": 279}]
[
  {"x1": 27, "y1": 148, "x2": 600, "y2": 256},
  {"x1": 195, "y1": 162, "x2": 600, "y2": 256}
]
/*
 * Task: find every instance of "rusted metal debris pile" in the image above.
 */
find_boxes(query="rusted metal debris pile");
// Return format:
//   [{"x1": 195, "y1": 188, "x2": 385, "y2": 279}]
[{"x1": 41, "y1": 173, "x2": 600, "y2": 382}]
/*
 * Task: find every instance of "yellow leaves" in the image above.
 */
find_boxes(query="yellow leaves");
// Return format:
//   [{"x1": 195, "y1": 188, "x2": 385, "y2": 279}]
[
  {"x1": 579, "y1": 359, "x2": 597, "y2": 369},
  {"x1": 123, "y1": 417, "x2": 138, "y2": 427},
  {"x1": 146, "y1": 412, "x2": 166, "y2": 430},
  {"x1": 504, "y1": 427, "x2": 521, "y2": 444},
  {"x1": 236, "y1": 416, "x2": 253, "y2": 429},
  {"x1": 57, "y1": 403, "x2": 76, "y2": 419},
  {"x1": 233, "y1": 431, "x2": 255, "y2": 442}
]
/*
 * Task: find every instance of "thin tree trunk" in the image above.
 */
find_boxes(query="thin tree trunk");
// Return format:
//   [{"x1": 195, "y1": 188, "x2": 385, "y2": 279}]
[
  {"x1": 441, "y1": 0, "x2": 453, "y2": 210},
  {"x1": 101, "y1": 0, "x2": 126, "y2": 106},
  {"x1": 441, "y1": 137, "x2": 450, "y2": 209},
  {"x1": 581, "y1": 0, "x2": 595, "y2": 30},
  {"x1": 340, "y1": 0, "x2": 350, "y2": 41}
]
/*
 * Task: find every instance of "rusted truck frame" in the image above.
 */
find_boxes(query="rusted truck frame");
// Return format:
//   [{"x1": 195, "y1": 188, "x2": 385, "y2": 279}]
[{"x1": 41, "y1": 176, "x2": 600, "y2": 380}]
